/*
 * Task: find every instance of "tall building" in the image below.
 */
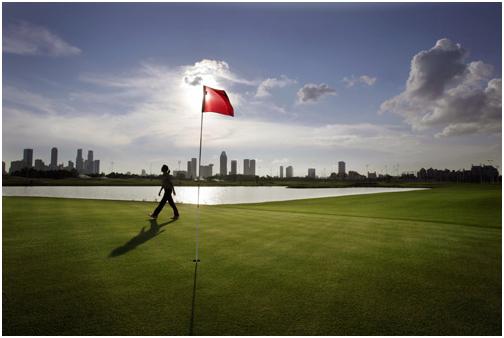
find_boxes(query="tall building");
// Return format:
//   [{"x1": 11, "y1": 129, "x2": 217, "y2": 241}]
[
  {"x1": 93, "y1": 160, "x2": 100, "y2": 174},
  {"x1": 230, "y1": 160, "x2": 237, "y2": 175},
  {"x1": 141, "y1": 169, "x2": 147, "y2": 176},
  {"x1": 187, "y1": 161, "x2": 192, "y2": 178},
  {"x1": 191, "y1": 158, "x2": 198, "y2": 179},
  {"x1": 338, "y1": 161, "x2": 346, "y2": 175},
  {"x1": 76, "y1": 149, "x2": 84, "y2": 173},
  {"x1": 280, "y1": 166, "x2": 284, "y2": 178},
  {"x1": 67, "y1": 161, "x2": 74, "y2": 170},
  {"x1": 243, "y1": 159, "x2": 250, "y2": 175},
  {"x1": 87, "y1": 150, "x2": 94, "y2": 173},
  {"x1": 286, "y1": 166, "x2": 294, "y2": 178},
  {"x1": 308, "y1": 168, "x2": 316, "y2": 178},
  {"x1": 50, "y1": 147, "x2": 58, "y2": 169},
  {"x1": 23, "y1": 148, "x2": 33, "y2": 168},
  {"x1": 250, "y1": 159, "x2": 256, "y2": 176},
  {"x1": 199, "y1": 164, "x2": 213, "y2": 179},
  {"x1": 220, "y1": 151, "x2": 227, "y2": 176}
]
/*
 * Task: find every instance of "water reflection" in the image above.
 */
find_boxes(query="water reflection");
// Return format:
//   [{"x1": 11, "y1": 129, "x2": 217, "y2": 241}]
[{"x1": 3, "y1": 186, "x2": 427, "y2": 205}]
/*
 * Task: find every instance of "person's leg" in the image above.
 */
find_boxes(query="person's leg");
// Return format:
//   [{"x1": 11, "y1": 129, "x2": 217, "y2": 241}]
[
  {"x1": 167, "y1": 193, "x2": 179, "y2": 217},
  {"x1": 152, "y1": 193, "x2": 168, "y2": 217}
]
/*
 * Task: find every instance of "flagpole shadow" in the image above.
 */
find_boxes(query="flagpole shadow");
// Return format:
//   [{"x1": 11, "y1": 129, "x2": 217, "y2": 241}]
[
  {"x1": 189, "y1": 261, "x2": 199, "y2": 336},
  {"x1": 108, "y1": 219, "x2": 176, "y2": 257}
]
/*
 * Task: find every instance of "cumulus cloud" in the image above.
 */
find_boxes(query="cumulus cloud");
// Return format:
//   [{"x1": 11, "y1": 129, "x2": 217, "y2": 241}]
[
  {"x1": 182, "y1": 59, "x2": 255, "y2": 87},
  {"x1": 297, "y1": 83, "x2": 336, "y2": 103},
  {"x1": 343, "y1": 75, "x2": 377, "y2": 87},
  {"x1": 3, "y1": 21, "x2": 81, "y2": 56},
  {"x1": 255, "y1": 75, "x2": 297, "y2": 97},
  {"x1": 380, "y1": 38, "x2": 501, "y2": 137}
]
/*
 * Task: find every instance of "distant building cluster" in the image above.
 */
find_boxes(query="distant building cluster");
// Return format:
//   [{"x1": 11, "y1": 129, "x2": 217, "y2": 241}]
[
  {"x1": 417, "y1": 165, "x2": 499, "y2": 183},
  {"x1": 7, "y1": 147, "x2": 100, "y2": 175},
  {"x1": 172, "y1": 151, "x2": 258, "y2": 180},
  {"x1": 277, "y1": 165, "x2": 294, "y2": 178}
]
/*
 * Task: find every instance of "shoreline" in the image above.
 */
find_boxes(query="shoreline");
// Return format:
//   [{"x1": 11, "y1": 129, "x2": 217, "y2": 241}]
[
  {"x1": 2, "y1": 186, "x2": 431, "y2": 205},
  {"x1": 2, "y1": 176, "x2": 446, "y2": 189}
]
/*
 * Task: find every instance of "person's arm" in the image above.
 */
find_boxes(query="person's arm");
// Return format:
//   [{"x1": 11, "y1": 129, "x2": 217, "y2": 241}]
[
  {"x1": 168, "y1": 176, "x2": 176, "y2": 195},
  {"x1": 158, "y1": 186, "x2": 164, "y2": 196}
]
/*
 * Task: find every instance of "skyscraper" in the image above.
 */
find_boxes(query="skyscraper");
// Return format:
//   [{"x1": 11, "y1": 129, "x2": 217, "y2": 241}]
[
  {"x1": 230, "y1": 160, "x2": 237, "y2": 175},
  {"x1": 191, "y1": 158, "x2": 197, "y2": 179},
  {"x1": 23, "y1": 149, "x2": 33, "y2": 168},
  {"x1": 308, "y1": 168, "x2": 316, "y2": 178},
  {"x1": 199, "y1": 164, "x2": 213, "y2": 179},
  {"x1": 50, "y1": 147, "x2": 58, "y2": 169},
  {"x1": 280, "y1": 166, "x2": 284, "y2": 178},
  {"x1": 286, "y1": 166, "x2": 294, "y2": 178},
  {"x1": 187, "y1": 161, "x2": 192, "y2": 178},
  {"x1": 243, "y1": 159, "x2": 250, "y2": 175},
  {"x1": 250, "y1": 159, "x2": 256, "y2": 176},
  {"x1": 76, "y1": 149, "x2": 83, "y2": 173},
  {"x1": 338, "y1": 161, "x2": 346, "y2": 175},
  {"x1": 220, "y1": 151, "x2": 227, "y2": 176},
  {"x1": 87, "y1": 150, "x2": 94, "y2": 173},
  {"x1": 93, "y1": 160, "x2": 100, "y2": 174}
]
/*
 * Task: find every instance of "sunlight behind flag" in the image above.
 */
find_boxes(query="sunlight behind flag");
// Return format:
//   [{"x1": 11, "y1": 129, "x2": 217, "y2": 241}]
[{"x1": 202, "y1": 85, "x2": 234, "y2": 116}]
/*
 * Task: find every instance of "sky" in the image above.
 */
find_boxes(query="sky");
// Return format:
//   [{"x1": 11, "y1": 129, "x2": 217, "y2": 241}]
[{"x1": 2, "y1": 2, "x2": 502, "y2": 176}]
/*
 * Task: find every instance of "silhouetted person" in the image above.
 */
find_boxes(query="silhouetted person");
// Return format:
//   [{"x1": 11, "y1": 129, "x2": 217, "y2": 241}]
[{"x1": 150, "y1": 164, "x2": 179, "y2": 220}]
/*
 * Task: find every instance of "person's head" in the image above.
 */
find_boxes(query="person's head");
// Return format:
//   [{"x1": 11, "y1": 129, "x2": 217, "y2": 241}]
[{"x1": 161, "y1": 164, "x2": 170, "y2": 174}]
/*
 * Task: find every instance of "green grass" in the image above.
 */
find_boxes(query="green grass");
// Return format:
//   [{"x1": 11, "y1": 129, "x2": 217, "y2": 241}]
[{"x1": 3, "y1": 184, "x2": 501, "y2": 335}]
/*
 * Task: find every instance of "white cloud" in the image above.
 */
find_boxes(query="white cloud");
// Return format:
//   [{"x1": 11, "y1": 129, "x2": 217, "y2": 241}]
[
  {"x1": 255, "y1": 75, "x2": 297, "y2": 97},
  {"x1": 296, "y1": 83, "x2": 336, "y2": 103},
  {"x1": 380, "y1": 38, "x2": 501, "y2": 137},
  {"x1": 4, "y1": 86, "x2": 63, "y2": 114},
  {"x1": 3, "y1": 21, "x2": 81, "y2": 57},
  {"x1": 343, "y1": 75, "x2": 377, "y2": 87},
  {"x1": 182, "y1": 59, "x2": 255, "y2": 87}
]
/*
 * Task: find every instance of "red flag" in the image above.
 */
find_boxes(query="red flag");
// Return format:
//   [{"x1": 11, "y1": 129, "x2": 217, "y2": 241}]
[{"x1": 202, "y1": 85, "x2": 234, "y2": 116}]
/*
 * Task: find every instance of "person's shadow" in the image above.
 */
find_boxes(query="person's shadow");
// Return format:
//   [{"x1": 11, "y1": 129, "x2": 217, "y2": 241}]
[{"x1": 109, "y1": 219, "x2": 176, "y2": 257}]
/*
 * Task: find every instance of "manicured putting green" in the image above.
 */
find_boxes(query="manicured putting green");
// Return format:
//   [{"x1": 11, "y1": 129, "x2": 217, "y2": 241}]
[{"x1": 3, "y1": 184, "x2": 501, "y2": 335}]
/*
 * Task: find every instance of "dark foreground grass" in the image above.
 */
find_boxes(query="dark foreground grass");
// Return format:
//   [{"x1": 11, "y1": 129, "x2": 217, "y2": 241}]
[{"x1": 3, "y1": 184, "x2": 501, "y2": 335}]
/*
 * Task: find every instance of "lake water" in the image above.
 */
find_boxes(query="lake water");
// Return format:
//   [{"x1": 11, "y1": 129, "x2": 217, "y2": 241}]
[{"x1": 2, "y1": 186, "x2": 427, "y2": 205}]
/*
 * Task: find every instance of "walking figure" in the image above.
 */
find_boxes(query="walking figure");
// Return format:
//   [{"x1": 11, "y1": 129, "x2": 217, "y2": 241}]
[{"x1": 150, "y1": 165, "x2": 179, "y2": 220}]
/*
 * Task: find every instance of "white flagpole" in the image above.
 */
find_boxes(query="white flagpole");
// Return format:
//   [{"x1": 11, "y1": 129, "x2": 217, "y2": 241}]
[{"x1": 194, "y1": 86, "x2": 205, "y2": 262}]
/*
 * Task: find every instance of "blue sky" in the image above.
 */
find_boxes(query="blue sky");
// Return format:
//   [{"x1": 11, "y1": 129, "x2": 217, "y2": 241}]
[{"x1": 3, "y1": 3, "x2": 502, "y2": 176}]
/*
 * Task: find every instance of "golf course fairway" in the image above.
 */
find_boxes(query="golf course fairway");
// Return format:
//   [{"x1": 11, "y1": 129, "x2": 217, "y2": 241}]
[{"x1": 3, "y1": 184, "x2": 501, "y2": 335}]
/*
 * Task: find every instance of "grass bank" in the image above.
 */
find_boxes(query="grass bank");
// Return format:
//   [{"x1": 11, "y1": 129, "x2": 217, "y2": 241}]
[{"x1": 3, "y1": 184, "x2": 501, "y2": 335}]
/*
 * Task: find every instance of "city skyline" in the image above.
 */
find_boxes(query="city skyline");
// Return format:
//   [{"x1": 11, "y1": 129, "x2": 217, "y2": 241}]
[
  {"x1": 8, "y1": 146, "x2": 100, "y2": 175},
  {"x1": 5, "y1": 144, "x2": 500, "y2": 179},
  {"x1": 3, "y1": 3, "x2": 501, "y2": 176}
]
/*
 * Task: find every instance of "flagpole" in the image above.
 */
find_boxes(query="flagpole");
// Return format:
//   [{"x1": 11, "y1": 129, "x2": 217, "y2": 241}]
[{"x1": 194, "y1": 86, "x2": 205, "y2": 263}]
